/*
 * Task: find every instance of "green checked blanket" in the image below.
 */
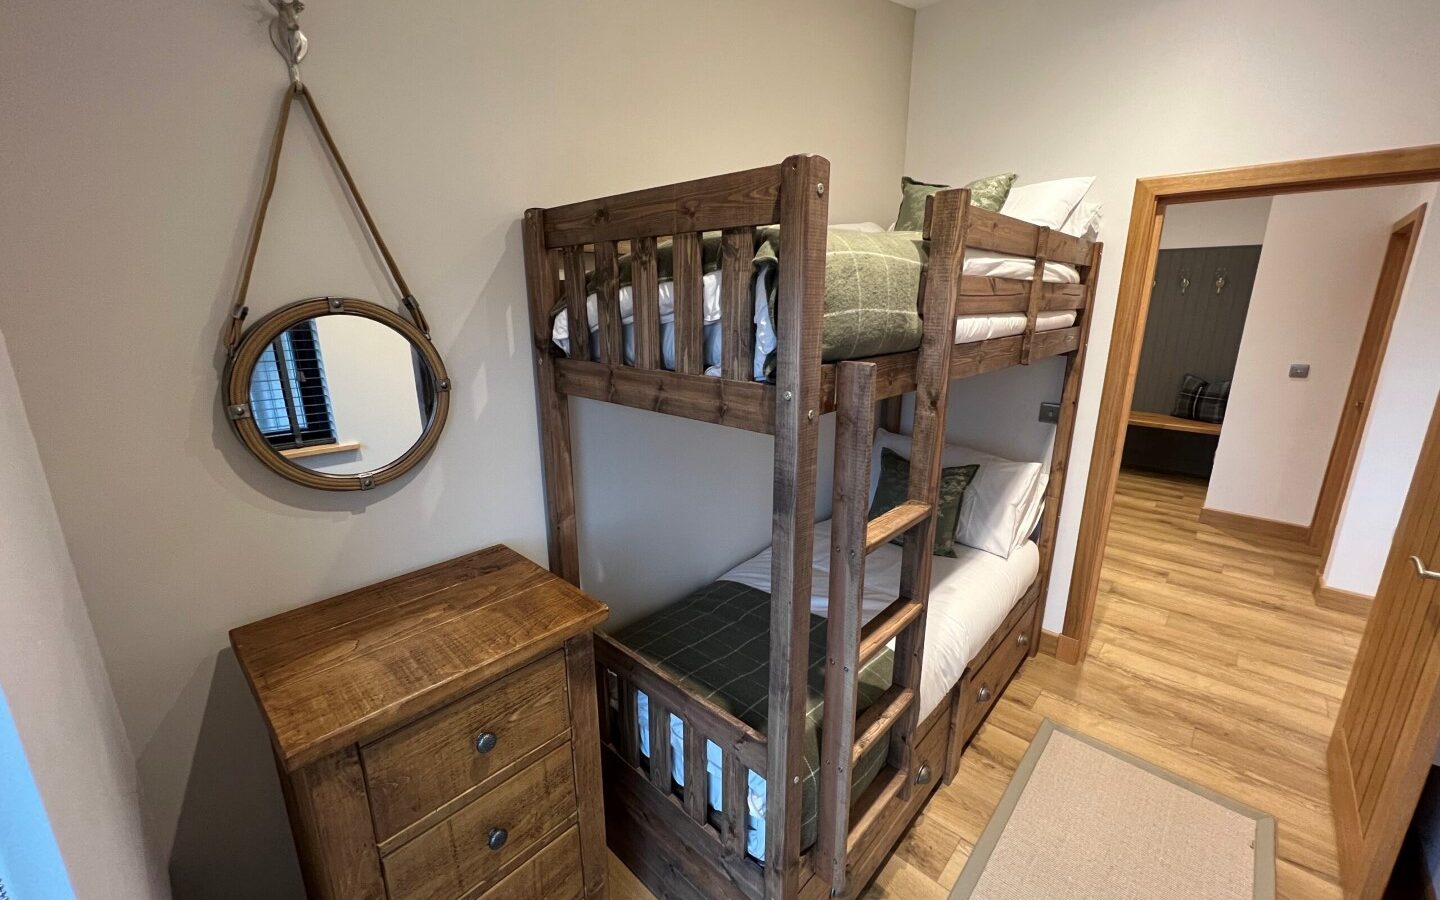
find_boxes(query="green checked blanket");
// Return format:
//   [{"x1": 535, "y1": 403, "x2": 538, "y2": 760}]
[
  {"x1": 566, "y1": 229, "x2": 928, "y2": 378},
  {"x1": 614, "y1": 579, "x2": 894, "y2": 851}
]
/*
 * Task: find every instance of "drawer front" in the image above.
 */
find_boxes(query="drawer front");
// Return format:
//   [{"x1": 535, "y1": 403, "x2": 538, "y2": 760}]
[
  {"x1": 383, "y1": 743, "x2": 578, "y2": 900},
  {"x1": 959, "y1": 602, "x2": 1036, "y2": 744},
  {"x1": 478, "y1": 826, "x2": 583, "y2": 900},
  {"x1": 365, "y1": 652, "x2": 570, "y2": 842}
]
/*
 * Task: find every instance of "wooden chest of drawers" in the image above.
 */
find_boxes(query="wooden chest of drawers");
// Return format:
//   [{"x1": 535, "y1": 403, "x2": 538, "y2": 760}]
[{"x1": 232, "y1": 546, "x2": 610, "y2": 900}]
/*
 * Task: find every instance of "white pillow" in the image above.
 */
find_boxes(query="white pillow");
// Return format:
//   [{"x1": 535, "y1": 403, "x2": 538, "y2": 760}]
[
  {"x1": 1000, "y1": 177, "x2": 1096, "y2": 229},
  {"x1": 870, "y1": 429, "x2": 1044, "y2": 559},
  {"x1": 1060, "y1": 200, "x2": 1102, "y2": 240}
]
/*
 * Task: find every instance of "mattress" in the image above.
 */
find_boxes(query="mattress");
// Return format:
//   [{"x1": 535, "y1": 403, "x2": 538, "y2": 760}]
[
  {"x1": 552, "y1": 252, "x2": 1080, "y2": 379},
  {"x1": 620, "y1": 520, "x2": 1040, "y2": 862}
]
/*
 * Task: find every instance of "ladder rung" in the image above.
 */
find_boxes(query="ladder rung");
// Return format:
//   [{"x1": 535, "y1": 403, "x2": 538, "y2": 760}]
[
  {"x1": 851, "y1": 686, "x2": 914, "y2": 765},
  {"x1": 858, "y1": 598, "x2": 923, "y2": 666},
  {"x1": 846, "y1": 765, "x2": 906, "y2": 855},
  {"x1": 864, "y1": 500, "x2": 932, "y2": 554}
]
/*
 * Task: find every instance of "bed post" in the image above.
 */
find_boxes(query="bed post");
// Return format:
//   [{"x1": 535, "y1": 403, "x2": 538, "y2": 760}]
[
  {"x1": 765, "y1": 154, "x2": 830, "y2": 900},
  {"x1": 1031, "y1": 240, "x2": 1103, "y2": 652},
  {"x1": 523, "y1": 209, "x2": 581, "y2": 584}
]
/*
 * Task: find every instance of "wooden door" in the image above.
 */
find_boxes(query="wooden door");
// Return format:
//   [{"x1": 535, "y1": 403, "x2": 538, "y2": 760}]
[
  {"x1": 1329, "y1": 390, "x2": 1440, "y2": 900},
  {"x1": 1314, "y1": 205, "x2": 1427, "y2": 564}
]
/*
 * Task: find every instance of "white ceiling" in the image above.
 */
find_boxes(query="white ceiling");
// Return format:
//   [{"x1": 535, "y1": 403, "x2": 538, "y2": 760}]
[{"x1": 888, "y1": 0, "x2": 945, "y2": 8}]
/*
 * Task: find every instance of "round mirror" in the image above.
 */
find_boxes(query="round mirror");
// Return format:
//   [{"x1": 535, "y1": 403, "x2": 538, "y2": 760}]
[{"x1": 225, "y1": 298, "x2": 450, "y2": 491}]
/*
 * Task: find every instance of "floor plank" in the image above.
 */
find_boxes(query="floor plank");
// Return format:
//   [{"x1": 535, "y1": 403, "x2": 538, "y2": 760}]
[{"x1": 609, "y1": 469, "x2": 1362, "y2": 899}]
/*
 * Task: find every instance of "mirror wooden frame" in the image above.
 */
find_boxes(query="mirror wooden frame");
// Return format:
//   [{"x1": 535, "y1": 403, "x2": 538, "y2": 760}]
[{"x1": 224, "y1": 296, "x2": 451, "y2": 491}]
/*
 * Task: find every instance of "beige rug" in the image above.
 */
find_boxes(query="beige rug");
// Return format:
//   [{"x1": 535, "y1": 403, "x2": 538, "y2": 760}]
[{"x1": 950, "y1": 720, "x2": 1275, "y2": 900}]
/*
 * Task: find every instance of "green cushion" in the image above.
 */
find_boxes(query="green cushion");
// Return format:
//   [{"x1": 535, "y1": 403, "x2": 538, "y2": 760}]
[
  {"x1": 894, "y1": 173, "x2": 1018, "y2": 231},
  {"x1": 867, "y1": 447, "x2": 977, "y2": 558}
]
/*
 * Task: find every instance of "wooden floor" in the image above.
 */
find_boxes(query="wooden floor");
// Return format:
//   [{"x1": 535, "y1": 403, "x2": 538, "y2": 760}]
[{"x1": 611, "y1": 469, "x2": 1366, "y2": 899}]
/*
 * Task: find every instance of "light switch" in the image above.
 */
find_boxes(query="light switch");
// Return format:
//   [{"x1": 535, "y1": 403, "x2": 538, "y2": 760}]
[
  {"x1": 1039, "y1": 402, "x2": 1061, "y2": 424},
  {"x1": 1289, "y1": 364, "x2": 1310, "y2": 379}
]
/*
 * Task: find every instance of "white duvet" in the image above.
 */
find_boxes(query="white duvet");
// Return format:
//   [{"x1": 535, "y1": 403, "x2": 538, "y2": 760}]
[{"x1": 634, "y1": 519, "x2": 1039, "y2": 862}]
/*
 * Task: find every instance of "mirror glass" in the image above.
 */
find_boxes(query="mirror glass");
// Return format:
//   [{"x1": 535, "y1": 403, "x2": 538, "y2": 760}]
[{"x1": 246, "y1": 314, "x2": 434, "y2": 475}]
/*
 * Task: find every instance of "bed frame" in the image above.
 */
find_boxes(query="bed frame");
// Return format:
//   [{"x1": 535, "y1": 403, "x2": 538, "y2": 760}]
[{"x1": 522, "y1": 155, "x2": 1101, "y2": 900}]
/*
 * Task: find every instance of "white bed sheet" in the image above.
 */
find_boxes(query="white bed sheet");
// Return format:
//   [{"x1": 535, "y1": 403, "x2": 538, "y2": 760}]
[{"x1": 635, "y1": 520, "x2": 1039, "y2": 862}]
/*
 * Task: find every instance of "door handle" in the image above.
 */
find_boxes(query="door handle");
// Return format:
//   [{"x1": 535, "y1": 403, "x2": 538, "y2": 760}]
[{"x1": 1412, "y1": 556, "x2": 1440, "y2": 581}]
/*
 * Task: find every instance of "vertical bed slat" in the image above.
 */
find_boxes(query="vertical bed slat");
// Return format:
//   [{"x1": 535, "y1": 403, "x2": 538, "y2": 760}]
[
  {"x1": 673, "y1": 231, "x2": 705, "y2": 375},
  {"x1": 649, "y1": 698, "x2": 673, "y2": 793},
  {"x1": 563, "y1": 245, "x2": 591, "y2": 361},
  {"x1": 817, "y1": 360, "x2": 878, "y2": 890},
  {"x1": 594, "y1": 240, "x2": 624, "y2": 365},
  {"x1": 617, "y1": 676, "x2": 640, "y2": 767},
  {"x1": 631, "y1": 236, "x2": 661, "y2": 369},
  {"x1": 721, "y1": 750, "x2": 748, "y2": 860},
  {"x1": 1020, "y1": 226, "x2": 1051, "y2": 365},
  {"x1": 683, "y1": 721, "x2": 708, "y2": 824},
  {"x1": 765, "y1": 154, "x2": 831, "y2": 900},
  {"x1": 721, "y1": 226, "x2": 756, "y2": 380}
]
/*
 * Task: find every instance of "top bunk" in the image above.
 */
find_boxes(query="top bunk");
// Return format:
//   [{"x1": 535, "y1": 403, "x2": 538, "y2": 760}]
[{"x1": 522, "y1": 155, "x2": 1101, "y2": 435}]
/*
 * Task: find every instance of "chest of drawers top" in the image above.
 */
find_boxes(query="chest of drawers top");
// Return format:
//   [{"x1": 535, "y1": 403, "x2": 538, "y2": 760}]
[{"x1": 232, "y1": 544, "x2": 609, "y2": 772}]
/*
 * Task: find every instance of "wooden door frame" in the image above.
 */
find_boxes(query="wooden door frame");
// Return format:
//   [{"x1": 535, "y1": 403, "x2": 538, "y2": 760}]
[
  {"x1": 1060, "y1": 144, "x2": 1440, "y2": 665},
  {"x1": 1311, "y1": 204, "x2": 1428, "y2": 570}
]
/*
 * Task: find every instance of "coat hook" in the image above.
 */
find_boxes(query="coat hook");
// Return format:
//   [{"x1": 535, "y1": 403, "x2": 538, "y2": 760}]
[
  {"x1": 269, "y1": 0, "x2": 308, "y2": 87},
  {"x1": 1214, "y1": 267, "x2": 1228, "y2": 295},
  {"x1": 1178, "y1": 267, "x2": 1191, "y2": 295}
]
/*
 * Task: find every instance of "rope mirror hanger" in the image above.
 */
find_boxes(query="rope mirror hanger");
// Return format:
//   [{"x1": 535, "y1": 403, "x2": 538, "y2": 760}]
[{"x1": 222, "y1": 1, "x2": 450, "y2": 492}]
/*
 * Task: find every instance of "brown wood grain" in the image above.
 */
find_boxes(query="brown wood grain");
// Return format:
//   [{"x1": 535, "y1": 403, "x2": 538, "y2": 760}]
[
  {"x1": 565, "y1": 635, "x2": 609, "y2": 899},
  {"x1": 554, "y1": 358, "x2": 776, "y2": 434},
  {"x1": 1127, "y1": 410, "x2": 1222, "y2": 436},
  {"x1": 594, "y1": 240, "x2": 624, "y2": 366},
  {"x1": 722, "y1": 227, "x2": 758, "y2": 380},
  {"x1": 563, "y1": 246, "x2": 591, "y2": 362},
  {"x1": 477, "y1": 827, "x2": 584, "y2": 900},
  {"x1": 543, "y1": 163, "x2": 784, "y2": 248},
  {"x1": 966, "y1": 206, "x2": 1091, "y2": 266},
  {"x1": 279, "y1": 746, "x2": 387, "y2": 900},
  {"x1": 631, "y1": 236, "x2": 661, "y2": 370},
  {"x1": 674, "y1": 232, "x2": 705, "y2": 375},
  {"x1": 1198, "y1": 507, "x2": 1312, "y2": 543},
  {"x1": 382, "y1": 743, "x2": 578, "y2": 900},
  {"x1": 764, "y1": 153, "x2": 831, "y2": 900},
  {"x1": 523, "y1": 211, "x2": 582, "y2": 583},
  {"x1": 231, "y1": 546, "x2": 606, "y2": 771},
  {"x1": 818, "y1": 360, "x2": 878, "y2": 888},
  {"x1": 363, "y1": 652, "x2": 570, "y2": 843}
]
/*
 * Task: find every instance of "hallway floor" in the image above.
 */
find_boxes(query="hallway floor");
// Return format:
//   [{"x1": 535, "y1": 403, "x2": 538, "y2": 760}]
[{"x1": 609, "y1": 468, "x2": 1367, "y2": 899}]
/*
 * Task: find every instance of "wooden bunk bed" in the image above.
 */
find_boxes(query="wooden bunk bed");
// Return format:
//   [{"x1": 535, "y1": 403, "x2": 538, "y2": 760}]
[{"x1": 522, "y1": 155, "x2": 1101, "y2": 900}]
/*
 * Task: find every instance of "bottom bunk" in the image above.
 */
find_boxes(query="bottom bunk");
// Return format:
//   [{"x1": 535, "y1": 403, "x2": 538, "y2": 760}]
[{"x1": 595, "y1": 519, "x2": 1042, "y2": 899}]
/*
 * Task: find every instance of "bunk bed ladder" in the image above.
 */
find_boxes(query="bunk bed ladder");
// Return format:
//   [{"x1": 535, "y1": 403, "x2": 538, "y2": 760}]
[{"x1": 817, "y1": 189, "x2": 971, "y2": 895}]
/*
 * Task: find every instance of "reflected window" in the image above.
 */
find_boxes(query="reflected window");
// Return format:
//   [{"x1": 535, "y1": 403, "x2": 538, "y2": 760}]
[{"x1": 248, "y1": 321, "x2": 338, "y2": 450}]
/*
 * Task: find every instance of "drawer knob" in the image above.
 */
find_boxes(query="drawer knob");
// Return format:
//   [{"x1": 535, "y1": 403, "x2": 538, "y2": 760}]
[
  {"x1": 1017, "y1": 633, "x2": 1029, "y2": 648},
  {"x1": 915, "y1": 764, "x2": 932, "y2": 785},
  {"x1": 487, "y1": 827, "x2": 508, "y2": 851},
  {"x1": 977, "y1": 685, "x2": 992, "y2": 703},
  {"x1": 474, "y1": 731, "x2": 498, "y2": 754}
]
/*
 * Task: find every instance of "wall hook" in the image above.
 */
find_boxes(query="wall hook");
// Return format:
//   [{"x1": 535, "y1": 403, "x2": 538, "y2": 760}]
[
  {"x1": 269, "y1": 0, "x2": 308, "y2": 87},
  {"x1": 1178, "y1": 268, "x2": 1191, "y2": 295},
  {"x1": 1214, "y1": 267, "x2": 1228, "y2": 295}
]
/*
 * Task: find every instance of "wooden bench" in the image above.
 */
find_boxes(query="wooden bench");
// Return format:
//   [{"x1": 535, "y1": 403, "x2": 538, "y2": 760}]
[{"x1": 1127, "y1": 410, "x2": 1222, "y2": 436}]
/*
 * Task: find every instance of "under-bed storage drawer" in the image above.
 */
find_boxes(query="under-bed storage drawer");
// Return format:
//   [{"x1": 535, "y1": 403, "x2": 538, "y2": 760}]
[
  {"x1": 382, "y1": 742, "x2": 579, "y2": 900},
  {"x1": 363, "y1": 652, "x2": 570, "y2": 843},
  {"x1": 958, "y1": 601, "x2": 1036, "y2": 745}
]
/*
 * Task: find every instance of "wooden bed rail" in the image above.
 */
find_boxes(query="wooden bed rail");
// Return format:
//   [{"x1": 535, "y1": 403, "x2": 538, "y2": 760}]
[{"x1": 594, "y1": 632, "x2": 768, "y2": 877}]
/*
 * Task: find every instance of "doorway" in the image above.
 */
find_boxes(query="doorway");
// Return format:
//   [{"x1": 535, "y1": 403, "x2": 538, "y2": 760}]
[{"x1": 1061, "y1": 145, "x2": 1440, "y2": 665}]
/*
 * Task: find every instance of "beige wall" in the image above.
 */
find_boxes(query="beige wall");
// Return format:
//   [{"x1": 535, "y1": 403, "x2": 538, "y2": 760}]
[
  {"x1": 1206, "y1": 184, "x2": 1436, "y2": 527},
  {"x1": 0, "y1": 0, "x2": 914, "y2": 894},
  {"x1": 0, "y1": 329, "x2": 167, "y2": 899},
  {"x1": 906, "y1": 0, "x2": 1440, "y2": 632}
]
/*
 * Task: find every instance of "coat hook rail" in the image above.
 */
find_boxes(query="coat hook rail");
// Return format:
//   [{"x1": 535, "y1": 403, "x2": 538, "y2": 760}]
[{"x1": 269, "y1": 0, "x2": 308, "y2": 87}]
